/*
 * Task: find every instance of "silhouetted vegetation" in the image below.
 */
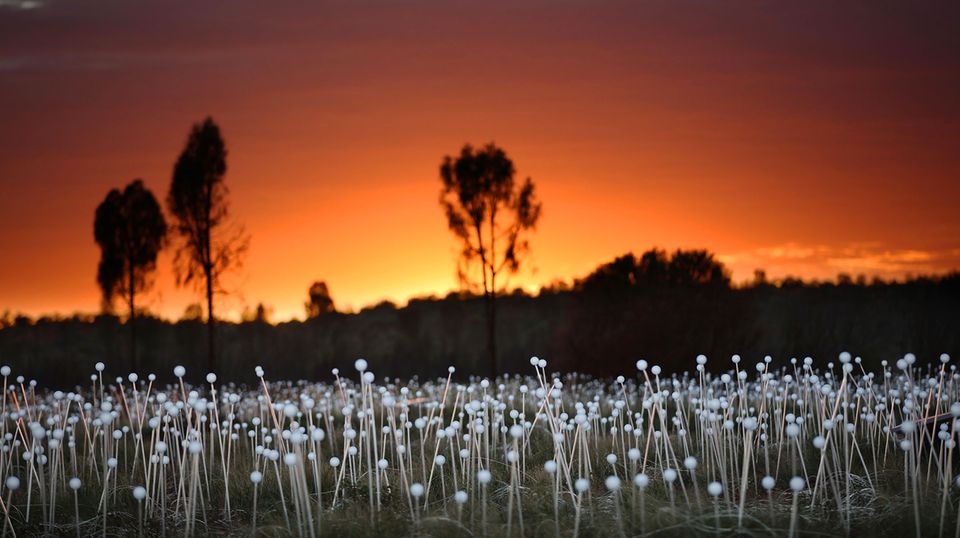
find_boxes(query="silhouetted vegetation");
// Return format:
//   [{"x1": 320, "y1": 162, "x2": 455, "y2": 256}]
[
  {"x1": 577, "y1": 249, "x2": 729, "y2": 294},
  {"x1": 93, "y1": 179, "x2": 167, "y2": 373},
  {"x1": 167, "y1": 117, "x2": 249, "y2": 374},
  {"x1": 2, "y1": 249, "x2": 956, "y2": 386},
  {"x1": 305, "y1": 281, "x2": 335, "y2": 318},
  {"x1": 439, "y1": 143, "x2": 542, "y2": 378}
]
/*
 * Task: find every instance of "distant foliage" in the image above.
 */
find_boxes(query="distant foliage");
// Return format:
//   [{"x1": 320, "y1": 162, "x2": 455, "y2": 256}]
[
  {"x1": 577, "y1": 248, "x2": 730, "y2": 293},
  {"x1": 2, "y1": 241, "x2": 958, "y2": 384},
  {"x1": 242, "y1": 303, "x2": 273, "y2": 324},
  {"x1": 305, "y1": 281, "x2": 336, "y2": 318}
]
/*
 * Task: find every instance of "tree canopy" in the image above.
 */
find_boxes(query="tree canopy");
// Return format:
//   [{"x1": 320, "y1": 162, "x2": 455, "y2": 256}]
[{"x1": 93, "y1": 179, "x2": 167, "y2": 313}]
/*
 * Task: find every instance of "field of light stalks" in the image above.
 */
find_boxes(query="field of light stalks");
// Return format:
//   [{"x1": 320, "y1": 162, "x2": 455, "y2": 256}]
[{"x1": 1, "y1": 352, "x2": 958, "y2": 537}]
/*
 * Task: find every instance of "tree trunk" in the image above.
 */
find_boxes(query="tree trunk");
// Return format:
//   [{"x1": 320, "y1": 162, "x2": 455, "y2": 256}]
[
  {"x1": 486, "y1": 266, "x2": 497, "y2": 380},
  {"x1": 487, "y1": 289, "x2": 497, "y2": 380},
  {"x1": 206, "y1": 267, "x2": 215, "y2": 374},
  {"x1": 129, "y1": 265, "x2": 138, "y2": 374}
]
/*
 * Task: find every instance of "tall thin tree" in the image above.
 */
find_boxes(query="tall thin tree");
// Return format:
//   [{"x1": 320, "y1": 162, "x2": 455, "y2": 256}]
[
  {"x1": 94, "y1": 179, "x2": 167, "y2": 373},
  {"x1": 167, "y1": 117, "x2": 249, "y2": 373},
  {"x1": 439, "y1": 143, "x2": 542, "y2": 378}
]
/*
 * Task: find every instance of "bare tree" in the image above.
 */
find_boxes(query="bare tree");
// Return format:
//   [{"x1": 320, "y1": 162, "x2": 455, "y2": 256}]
[
  {"x1": 93, "y1": 179, "x2": 167, "y2": 372},
  {"x1": 167, "y1": 117, "x2": 249, "y2": 373},
  {"x1": 439, "y1": 143, "x2": 542, "y2": 378}
]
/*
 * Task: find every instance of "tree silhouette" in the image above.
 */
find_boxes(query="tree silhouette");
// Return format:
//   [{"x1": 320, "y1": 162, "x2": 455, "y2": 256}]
[
  {"x1": 305, "y1": 281, "x2": 336, "y2": 319},
  {"x1": 578, "y1": 248, "x2": 730, "y2": 291},
  {"x1": 667, "y1": 249, "x2": 729, "y2": 287},
  {"x1": 167, "y1": 117, "x2": 249, "y2": 373},
  {"x1": 439, "y1": 143, "x2": 542, "y2": 378},
  {"x1": 93, "y1": 179, "x2": 167, "y2": 372}
]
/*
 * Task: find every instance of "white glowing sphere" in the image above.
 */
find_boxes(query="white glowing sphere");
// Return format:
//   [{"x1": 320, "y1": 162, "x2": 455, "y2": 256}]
[{"x1": 477, "y1": 469, "x2": 492, "y2": 484}]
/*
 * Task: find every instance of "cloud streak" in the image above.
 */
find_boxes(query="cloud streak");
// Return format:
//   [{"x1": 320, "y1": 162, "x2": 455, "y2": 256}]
[
  {"x1": 720, "y1": 243, "x2": 960, "y2": 282},
  {"x1": 0, "y1": 0, "x2": 43, "y2": 10}
]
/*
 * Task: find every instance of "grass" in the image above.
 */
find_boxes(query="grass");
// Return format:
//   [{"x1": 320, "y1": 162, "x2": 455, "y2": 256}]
[{"x1": 0, "y1": 352, "x2": 958, "y2": 536}]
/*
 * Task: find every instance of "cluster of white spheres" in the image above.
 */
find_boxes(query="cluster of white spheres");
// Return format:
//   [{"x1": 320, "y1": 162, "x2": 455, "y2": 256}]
[
  {"x1": 12, "y1": 351, "x2": 955, "y2": 535},
  {"x1": 528, "y1": 356, "x2": 547, "y2": 368}
]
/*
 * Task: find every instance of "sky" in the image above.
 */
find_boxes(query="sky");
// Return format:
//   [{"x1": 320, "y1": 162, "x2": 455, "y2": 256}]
[{"x1": 1, "y1": 0, "x2": 958, "y2": 322}]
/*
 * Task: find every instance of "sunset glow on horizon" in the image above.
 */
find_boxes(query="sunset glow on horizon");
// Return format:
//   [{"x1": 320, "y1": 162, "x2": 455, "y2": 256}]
[{"x1": 1, "y1": 0, "x2": 958, "y2": 322}]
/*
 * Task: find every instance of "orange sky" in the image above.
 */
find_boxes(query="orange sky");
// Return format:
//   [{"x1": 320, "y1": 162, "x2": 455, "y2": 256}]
[{"x1": 1, "y1": 1, "x2": 958, "y2": 321}]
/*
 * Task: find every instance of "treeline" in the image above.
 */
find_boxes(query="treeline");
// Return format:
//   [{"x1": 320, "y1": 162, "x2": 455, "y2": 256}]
[{"x1": 2, "y1": 249, "x2": 957, "y2": 386}]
